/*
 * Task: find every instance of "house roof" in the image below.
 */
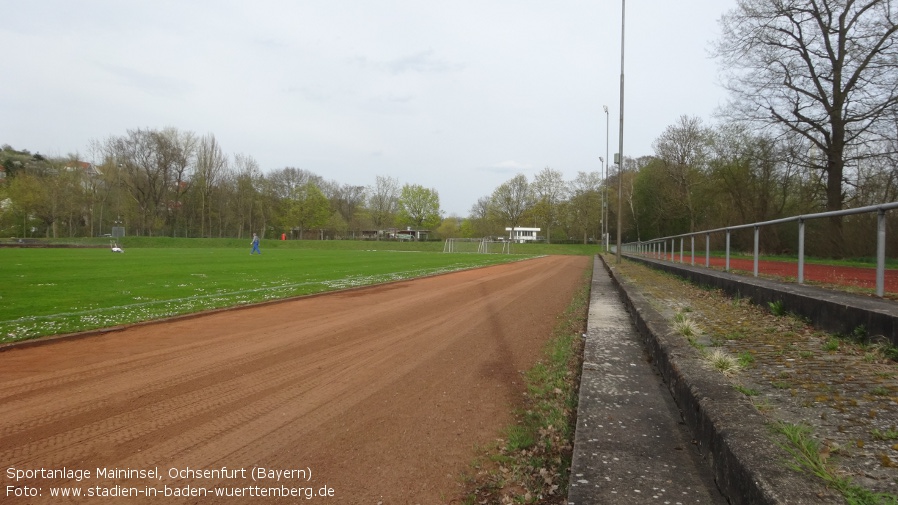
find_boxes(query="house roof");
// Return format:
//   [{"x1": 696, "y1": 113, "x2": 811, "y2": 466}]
[{"x1": 64, "y1": 161, "x2": 102, "y2": 177}]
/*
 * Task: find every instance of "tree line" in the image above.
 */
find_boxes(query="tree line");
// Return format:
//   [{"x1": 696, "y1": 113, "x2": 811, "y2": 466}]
[
  {"x1": 3, "y1": 0, "x2": 897, "y2": 257},
  {"x1": 0, "y1": 130, "x2": 439, "y2": 241},
  {"x1": 0, "y1": 131, "x2": 607, "y2": 244},
  {"x1": 2, "y1": 113, "x2": 897, "y2": 254},
  {"x1": 616, "y1": 116, "x2": 898, "y2": 257}
]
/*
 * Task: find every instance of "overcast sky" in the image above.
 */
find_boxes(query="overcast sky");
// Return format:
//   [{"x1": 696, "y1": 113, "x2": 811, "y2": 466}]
[{"x1": 3, "y1": 1, "x2": 736, "y2": 216}]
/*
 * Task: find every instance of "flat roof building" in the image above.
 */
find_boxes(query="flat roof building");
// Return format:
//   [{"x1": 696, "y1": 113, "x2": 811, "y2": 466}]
[{"x1": 505, "y1": 227, "x2": 540, "y2": 243}]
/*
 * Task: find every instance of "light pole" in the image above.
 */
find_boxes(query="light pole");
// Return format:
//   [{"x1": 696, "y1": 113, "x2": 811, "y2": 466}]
[
  {"x1": 603, "y1": 104, "x2": 610, "y2": 252},
  {"x1": 616, "y1": 0, "x2": 626, "y2": 264},
  {"x1": 599, "y1": 156, "x2": 604, "y2": 251}
]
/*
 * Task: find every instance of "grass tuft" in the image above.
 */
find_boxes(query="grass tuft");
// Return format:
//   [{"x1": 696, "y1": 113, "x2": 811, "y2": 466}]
[
  {"x1": 705, "y1": 348, "x2": 742, "y2": 376},
  {"x1": 774, "y1": 422, "x2": 898, "y2": 505},
  {"x1": 675, "y1": 314, "x2": 700, "y2": 338},
  {"x1": 768, "y1": 300, "x2": 786, "y2": 317},
  {"x1": 734, "y1": 384, "x2": 760, "y2": 396},
  {"x1": 738, "y1": 351, "x2": 756, "y2": 367}
]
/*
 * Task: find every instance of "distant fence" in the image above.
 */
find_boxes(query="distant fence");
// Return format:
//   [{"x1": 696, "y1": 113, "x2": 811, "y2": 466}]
[{"x1": 621, "y1": 202, "x2": 898, "y2": 298}]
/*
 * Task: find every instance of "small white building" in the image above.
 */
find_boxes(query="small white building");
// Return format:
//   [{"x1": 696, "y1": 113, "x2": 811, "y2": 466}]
[{"x1": 505, "y1": 227, "x2": 541, "y2": 243}]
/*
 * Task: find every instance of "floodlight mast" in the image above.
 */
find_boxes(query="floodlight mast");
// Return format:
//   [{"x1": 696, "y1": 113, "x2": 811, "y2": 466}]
[
  {"x1": 603, "y1": 104, "x2": 609, "y2": 252},
  {"x1": 616, "y1": 0, "x2": 625, "y2": 264},
  {"x1": 599, "y1": 155, "x2": 604, "y2": 251}
]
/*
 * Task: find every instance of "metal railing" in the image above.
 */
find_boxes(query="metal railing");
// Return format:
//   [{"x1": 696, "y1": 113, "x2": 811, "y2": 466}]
[{"x1": 621, "y1": 202, "x2": 898, "y2": 298}]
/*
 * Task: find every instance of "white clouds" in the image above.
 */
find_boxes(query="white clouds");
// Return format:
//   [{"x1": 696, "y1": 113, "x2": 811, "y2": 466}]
[
  {"x1": 479, "y1": 160, "x2": 535, "y2": 175},
  {"x1": 352, "y1": 49, "x2": 467, "y2": 76},
  {"x1": 1, "y1": 0, "x2": 736, "y2": 215}
]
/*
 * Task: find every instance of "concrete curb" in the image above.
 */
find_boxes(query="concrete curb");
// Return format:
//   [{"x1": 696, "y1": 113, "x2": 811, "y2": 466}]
[
  {"x1": 625, "y1": 254, "x2": 898, "y2": 346},
  {"x1": 597, "y1": 254, "x2": 841, "y2": 504}
]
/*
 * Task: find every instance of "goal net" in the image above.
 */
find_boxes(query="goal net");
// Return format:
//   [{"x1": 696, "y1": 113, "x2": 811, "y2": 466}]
[{"x1": 442, "y1": 237, "x2": 511, "y2": 254}]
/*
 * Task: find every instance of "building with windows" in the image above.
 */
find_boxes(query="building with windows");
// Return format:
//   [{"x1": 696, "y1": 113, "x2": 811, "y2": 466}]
[{"x1": 505, "y1": 227, "x2": 541, "y2": 243}]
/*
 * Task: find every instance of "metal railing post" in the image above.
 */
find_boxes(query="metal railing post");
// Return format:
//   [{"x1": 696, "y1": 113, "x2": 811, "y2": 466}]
[
  {"x1": 679, "y1": 237, "x2": 684, "y2": 263},
  {"x1": 877, "y1": 209, "x2": 886, "y2": 297},
  {"x1": 753, "y1": 226, "x2": 759, "y2": 277},
  {"x1": 725, "y1": 230, "x2": 731, "y2": 272},
  {"x1": 705, "y1": 233, "x2": 710, "y2": 267},
  {"x1": 691, "y1": 235, "x2": 695, "y2": 266},
  {"x1": 798, "y1": 218, "x2": 805, "y2": 285}
]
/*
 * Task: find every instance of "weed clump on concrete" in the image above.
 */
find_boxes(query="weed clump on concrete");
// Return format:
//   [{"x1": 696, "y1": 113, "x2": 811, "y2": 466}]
[{"x1": 705, "y1": 348, "x2": 742, "y2": 376}]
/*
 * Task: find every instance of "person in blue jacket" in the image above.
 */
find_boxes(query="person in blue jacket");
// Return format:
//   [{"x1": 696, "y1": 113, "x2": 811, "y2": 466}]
[{"x1": 251, "y1": 233, "x2": 261, "y2": 255}]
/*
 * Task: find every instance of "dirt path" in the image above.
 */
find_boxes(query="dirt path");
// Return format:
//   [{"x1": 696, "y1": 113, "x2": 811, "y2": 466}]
[{"x1": 0, "y1": 255, "x2": 589, "y2": 504}]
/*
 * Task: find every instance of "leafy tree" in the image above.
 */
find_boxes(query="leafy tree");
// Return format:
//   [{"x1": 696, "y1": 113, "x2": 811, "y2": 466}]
[
  {"x1": 7, "y1": 164, "x2": 83, "y2": 238},
  {"x1": 435, "y1": 215, "x2": 463, "y2": 239},
  {"x1": 289, "y1": 182, "x2": 330, "y2": 239},
  {"x1": 397, "y1": 184, "x2": 441, "y2": 229}
]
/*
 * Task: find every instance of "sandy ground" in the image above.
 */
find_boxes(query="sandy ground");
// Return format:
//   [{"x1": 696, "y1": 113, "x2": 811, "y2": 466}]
[{"x1": 0, "y1": 255, "x2": 589, "y2": 504}]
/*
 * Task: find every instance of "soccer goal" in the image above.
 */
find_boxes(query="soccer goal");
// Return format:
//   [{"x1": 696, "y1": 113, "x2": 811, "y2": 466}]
[{"x1": 443, "y1": 237, "x2": 511, "y2": 254}]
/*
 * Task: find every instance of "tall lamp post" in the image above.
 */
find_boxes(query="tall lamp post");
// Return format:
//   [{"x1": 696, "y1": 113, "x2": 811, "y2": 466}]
[
  {"x1": 599, "y1": 156, "x2": 604, "y2": 251},
  {"x1": 603, "y1": 104, "x2": 609, "y2": 252},
  {"x1": 616, "y1": 0, "x2": 626, "y2": 264}
]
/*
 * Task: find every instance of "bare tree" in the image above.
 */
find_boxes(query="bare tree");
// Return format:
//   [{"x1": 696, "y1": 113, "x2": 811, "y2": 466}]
[
  {"x1": 490, "y1": 173, "x2": 533, "y2": 235},
  {"x1": 567, "y1": 171, "x2": 601, "y2": 244},
  {"x1": 470, "y1": 196, "x2": 491, "y2": 221},
  {"x1": 268, "y1": 167, "x2": 321, "y2": 200},
  {"x1": 368, "y1": 175, "x2": 400, "y2": 235},
  {"x1": 104, "y1": 128, "x2": 164, "y2": 235},
  {"x1": 102, "y1": 127, "x2": 197, "y2": 235},
  {"x1": 531, "y1": 167, "x2": 568, "y2": 243},
  {"x1": 232, "y1": 154, "x2": 262, "y2": 238},
  {"x1": 714, "y1": 0, "x2": 898, "y2": 251},
  {"x1": 195, "y1": 134, "x2": 228, "y2": 237},
  {"x1": 157, "y1": 127, "x2": 197, "y2": 237},
  {"x1": 329, "y1": 183, "x2": 366, "y2": 236},
  {"x1": 652, "y1": 115, "x2": 712, "y2": 233},
  {"x1": 467, "y1": 196, "x2": 494, "y2": 237}
]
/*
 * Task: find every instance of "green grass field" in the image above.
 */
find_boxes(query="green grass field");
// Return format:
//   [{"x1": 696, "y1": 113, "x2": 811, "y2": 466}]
[{"x1": 1, "y1": 239, "x2": 599, "y2": 343}]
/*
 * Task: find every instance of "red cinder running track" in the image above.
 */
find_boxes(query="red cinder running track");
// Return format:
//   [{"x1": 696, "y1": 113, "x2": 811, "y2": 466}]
[{"x1": 0, "y1": 255, "x2": 589, "y2": 504}]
